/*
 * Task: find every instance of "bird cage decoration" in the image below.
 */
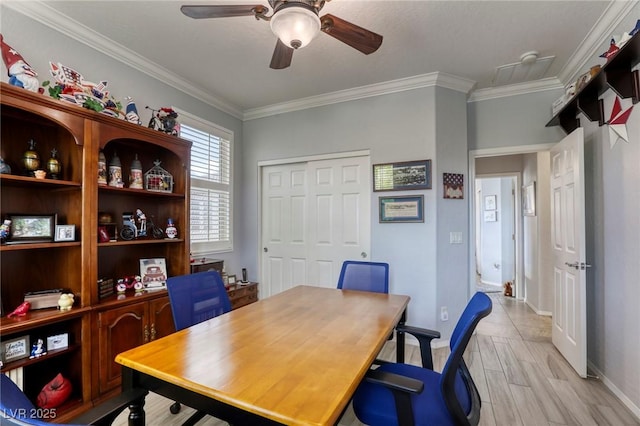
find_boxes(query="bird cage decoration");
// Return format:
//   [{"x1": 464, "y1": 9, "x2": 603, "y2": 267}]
[{"x1": 144, "y1": 160, "x2": 173, "y2": 193}]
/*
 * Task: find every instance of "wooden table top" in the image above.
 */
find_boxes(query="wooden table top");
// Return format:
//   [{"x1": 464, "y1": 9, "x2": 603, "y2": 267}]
[{"x1": 116, "y1": 285, "x2": 409, "y2": 426}]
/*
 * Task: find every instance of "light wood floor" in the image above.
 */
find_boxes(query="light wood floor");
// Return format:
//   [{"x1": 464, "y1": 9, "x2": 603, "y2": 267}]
[{"x1": 112, "y1": 293, "x2": 639, "y2": 425}]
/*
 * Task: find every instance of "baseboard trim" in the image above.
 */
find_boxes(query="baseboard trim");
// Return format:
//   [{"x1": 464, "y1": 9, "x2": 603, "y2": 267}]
[
  {"x1": 587, "y1": 361, "x2": 640, "y2": 421},
  {"x1": 525, "y1": 299, "x2": 552, "y2": 316}
]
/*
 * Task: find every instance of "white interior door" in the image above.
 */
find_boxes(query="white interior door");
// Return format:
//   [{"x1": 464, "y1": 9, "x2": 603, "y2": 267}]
[
  {"x1": 550, "y1": 128, "x2": 587, "y2": 378},
  {"x1": 261, "y1": 155, "x2": 371, "y2": 297}
]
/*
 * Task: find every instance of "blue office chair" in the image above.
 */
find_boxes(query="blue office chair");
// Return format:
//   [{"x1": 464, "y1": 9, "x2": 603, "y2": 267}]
[
  {"x1": 165, "y1": 271, "x2": 232, "y2": 425},
  {"x1": 0, "y1": 374, "x2": 147, "y2": 426},
  {"x1": 352, "y1": 292, "x2": 492, "y2": 426},
  {"x1": 337, "y1": 261, "x2": 389, "y2": 293}
]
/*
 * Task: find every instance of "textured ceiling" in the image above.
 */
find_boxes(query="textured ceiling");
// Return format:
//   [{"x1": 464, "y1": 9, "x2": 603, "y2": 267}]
[{"x1": 4, "y1": 1, "x2": 634, "y2": 117}]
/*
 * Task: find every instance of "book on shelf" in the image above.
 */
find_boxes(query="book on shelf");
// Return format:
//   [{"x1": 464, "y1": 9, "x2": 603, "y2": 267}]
[{"x1": 23, "y1": 288, "x2": 68, "y2": 310}]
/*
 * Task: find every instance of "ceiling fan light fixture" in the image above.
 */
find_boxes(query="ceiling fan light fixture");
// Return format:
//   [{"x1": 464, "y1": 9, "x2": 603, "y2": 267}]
[{"x1": 270, "y1": 5, "x2": 320, "y2": 49}]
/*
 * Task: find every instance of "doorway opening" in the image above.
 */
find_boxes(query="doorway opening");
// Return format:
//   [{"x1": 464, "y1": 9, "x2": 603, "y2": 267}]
[{"x1": 475, "y1": 175, "x2": 517, "y2": 295}]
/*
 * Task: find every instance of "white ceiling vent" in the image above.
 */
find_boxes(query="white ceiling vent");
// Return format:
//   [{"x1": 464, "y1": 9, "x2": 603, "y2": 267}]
[{"x1": 492, "y1": 54, "x2": 555, "y2": 87}]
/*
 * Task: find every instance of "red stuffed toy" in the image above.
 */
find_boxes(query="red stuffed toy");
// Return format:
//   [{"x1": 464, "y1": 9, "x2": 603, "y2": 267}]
[{"x1": 37, "y1": 373, "x2": 72, "y2": 409}]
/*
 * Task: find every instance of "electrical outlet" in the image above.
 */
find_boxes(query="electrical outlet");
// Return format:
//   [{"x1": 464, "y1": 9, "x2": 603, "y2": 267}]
[{"x1": 440, "y1": 306, "x2": 449, "y2": 321}]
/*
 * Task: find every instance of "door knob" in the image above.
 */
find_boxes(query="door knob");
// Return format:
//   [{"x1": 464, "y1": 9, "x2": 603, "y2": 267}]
[
  {"x1": 361, "y1": 252, "x2": 367, "y2": 258},
  {"x1": 263, "y1": 247, "x2": 268, "y2": 252},
  {"x1": 565, "y1": 261, "x2": 592, "y2": 270}
]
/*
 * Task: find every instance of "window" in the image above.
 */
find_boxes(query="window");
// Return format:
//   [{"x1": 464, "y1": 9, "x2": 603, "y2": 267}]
[{"x1": 177, "y1": 110, "x2": 233, "y2": 253}]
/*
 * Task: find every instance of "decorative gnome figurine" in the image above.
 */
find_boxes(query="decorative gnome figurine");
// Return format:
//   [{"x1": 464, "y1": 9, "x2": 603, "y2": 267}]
[
  {"x1": 0, "y1": 34, "x2": 40, "y2": 92},
  {"x1": 124, "y1": 96, "x2": 141, "y2": 125}
]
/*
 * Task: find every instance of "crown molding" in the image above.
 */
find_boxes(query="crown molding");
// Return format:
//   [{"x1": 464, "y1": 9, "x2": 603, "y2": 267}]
[
  {"x1": 558, "y1": 0, "x2": 638, "y2": 87},
  {"x1": 4, "y1": 1, "x2": 244, "y2": 119},
  {"x1": 468, "y1": 78, "x2": 564, "y2": 102},
  {"x1": 6, "y1": 0, "x2": 635, "y2": 121},
  {"x1": 243, "y1": 72, "x2": 476, "y2": 120}
]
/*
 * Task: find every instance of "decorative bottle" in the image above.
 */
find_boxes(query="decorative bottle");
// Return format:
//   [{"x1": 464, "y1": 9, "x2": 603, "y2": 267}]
[
  {"x1": 46, "y1": 148, "x2": 62, "y2": 180},
  {"x1": 165, "y1": 218, "x2": 177, "y2": 239},
  {"x1": 129, "y1": 154, "x2": 143, "y2": 189},
  {"x1": 108, "y1": 152, "x2": 123, "y2": 187},
  {"x1": 97, "y1": 150, "x2": 107, "y2": 185}
]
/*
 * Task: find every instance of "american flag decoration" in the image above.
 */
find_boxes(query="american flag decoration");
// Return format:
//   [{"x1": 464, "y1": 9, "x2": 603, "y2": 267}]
[{"x1": 443, "y1": 173, "x2": 464, "y2": 199}]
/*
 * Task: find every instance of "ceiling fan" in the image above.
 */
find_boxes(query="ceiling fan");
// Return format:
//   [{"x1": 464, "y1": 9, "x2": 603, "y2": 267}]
[{"x1": 181, "y1": 0, "x2": 383, "y2": 69}]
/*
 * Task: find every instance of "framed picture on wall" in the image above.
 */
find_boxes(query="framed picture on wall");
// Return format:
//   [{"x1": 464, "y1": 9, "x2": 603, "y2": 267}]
[
  {"x1": 484, "y1": 195, "x2": 496, "y2": 211},
  {"x1": 523, "y1": 182, "x2": 536, "y2": 216},
  {"x1": 373, "y1": 160, "x2": 431, "y2": 191},
  {"x1": 379, "y1": 195, "x2": 424, "y2": 223},
  {"x1": 484, "y1": 210, "x2": 497, "y2": 222}
]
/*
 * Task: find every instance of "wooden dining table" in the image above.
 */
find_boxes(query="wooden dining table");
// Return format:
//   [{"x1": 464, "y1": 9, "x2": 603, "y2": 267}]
[{"x1": 115, "y1": 285, "x2": 410, "y2": 426}]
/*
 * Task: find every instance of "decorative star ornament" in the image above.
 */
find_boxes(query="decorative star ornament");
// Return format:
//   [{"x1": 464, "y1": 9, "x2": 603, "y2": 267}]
[{"x1": 607, "y1": 97, "x2": 633, "y2": 148}]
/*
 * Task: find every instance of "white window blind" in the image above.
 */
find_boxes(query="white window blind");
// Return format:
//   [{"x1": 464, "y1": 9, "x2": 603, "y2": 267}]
[{"x1": 176, "y1": 110, "x2": 233, "y2": 253}]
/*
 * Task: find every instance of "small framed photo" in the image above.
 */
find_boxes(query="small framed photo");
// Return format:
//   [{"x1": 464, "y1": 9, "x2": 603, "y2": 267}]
[
  {"x1": 484, "y1": 195, "x2": 497, "y2": 211},
  {"x1": 379, "y1": 195, "x2": 424, "y2": 223},
  {"x1": 55, "y1": 225, "x2": 75, "y2": 242},
  {"x1": 484, "y1": 210, "x2": 497, "y2": 222},
  {"x1": 1, "y1": 335, "x2": 30, "y2": 363},
  {"x1": 227, "y1": 275, "x2": 237, "y2": 285},
  {"x1": 7, "y1": 214, "x2": 56, "y2": 243},
  {"x1": 443, "y1": 173, "x2": 464, "y2": 199},
  {"x1": 47, "y1": 333, "x2": 69, "y2": 351},
  {"x1": 140, "y1": 258, "x2": 168, "y2": 289},
  {"x1": 373, "y1": 160, "x2": 432, "y2": 191}
]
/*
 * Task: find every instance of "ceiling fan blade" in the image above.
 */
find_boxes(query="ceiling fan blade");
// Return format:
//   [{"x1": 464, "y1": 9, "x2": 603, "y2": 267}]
[
  {"x1": 270, "y1": 39, "x2": 294, "y2": 70},
  {"x1": 181, "y1": 4, "x2": 267, "y2": 19},
  {"x1": 320, "y1": 14, "x2": 382, "y2": 55}
]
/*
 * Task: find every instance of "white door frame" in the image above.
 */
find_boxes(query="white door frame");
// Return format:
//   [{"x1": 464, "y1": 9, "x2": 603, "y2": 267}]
[
  {"x1": 468, "y1": 144, "x2": 555, "y2": 299},
  {"x1": 257, "y1": 150, "x2": 371, "y2": 287}
]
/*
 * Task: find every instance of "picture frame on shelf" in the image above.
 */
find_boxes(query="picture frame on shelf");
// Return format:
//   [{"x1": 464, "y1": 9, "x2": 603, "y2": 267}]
[
  {"x1": 6, "y1": 214, "x2": 56, "y2": 244},
  {"x1": 227, "y1": 275, "x2": 237, "y2": 285},
  {"x1": 54, "y1": 225, "x2": 75, "y2": 242},
  {"x1": 139, "y1": 258, "x2": 167, "y2": 290},
  {"x1": 379, "y1": 195, "x2": 424, "y2": 223},
  {"x1": 1, "y1": 335, "x2": 30, "y2": 363},
  {"x1": 373, "y1": 160, "x2": 431, "y2": 191},
  {"x1": 523, "y1": 182, "x2": 536, "y2": 216}
]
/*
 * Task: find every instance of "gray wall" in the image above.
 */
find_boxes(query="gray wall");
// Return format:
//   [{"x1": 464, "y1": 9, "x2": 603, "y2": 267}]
[
  {"x1": 241, "y1": 86, "x2": 471, "y2": 334},
  {"x1": 582, "y1": 90, "x2": 640, "y2": 409}
]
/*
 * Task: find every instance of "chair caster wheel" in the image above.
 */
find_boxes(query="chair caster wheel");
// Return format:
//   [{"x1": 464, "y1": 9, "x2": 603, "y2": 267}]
[{"x1": 170, "y1": 402, "x2": 181, "y2": 414}]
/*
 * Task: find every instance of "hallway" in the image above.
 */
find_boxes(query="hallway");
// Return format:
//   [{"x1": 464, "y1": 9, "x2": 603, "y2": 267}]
[{"x1": 113, "y1": 294, "x2": 639, "y2": 426}]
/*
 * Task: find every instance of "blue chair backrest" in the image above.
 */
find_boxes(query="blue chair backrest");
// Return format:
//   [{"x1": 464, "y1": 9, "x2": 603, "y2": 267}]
[
  {"x1": 0, "y1": 374, "x2": 36, "y2": 417},
  {"x1": 440, "y1": 292, "x2": 492, "y2": 425},
  {"x1": 337, "y1": 261, "x2": 389, "y2": 293},
  {"x1": 166, "y1": 271, "x2": 232, "y2": 331}
]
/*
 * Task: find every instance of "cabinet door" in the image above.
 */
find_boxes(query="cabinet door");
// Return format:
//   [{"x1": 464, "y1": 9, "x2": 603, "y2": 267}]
[
  {"x1": 149, "y1": 296, "x2": 175, "y2": 340},
  {"x1": 97, "y1": 302, "x2": 147, "y2": 394}
]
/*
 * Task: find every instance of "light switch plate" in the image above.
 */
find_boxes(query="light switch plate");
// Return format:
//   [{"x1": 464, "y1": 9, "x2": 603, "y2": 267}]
[{"x1": 450, "y1": 232, "x2": 462, "y2": 244}]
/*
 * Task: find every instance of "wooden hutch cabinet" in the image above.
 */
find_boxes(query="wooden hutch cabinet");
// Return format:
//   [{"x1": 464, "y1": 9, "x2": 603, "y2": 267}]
[
  {"x1": 0, "y1": 83, "x2": 190, "y2": 419},
  {"x1": 93, "y1": 294, "x2": 174, "y2": 395}
]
